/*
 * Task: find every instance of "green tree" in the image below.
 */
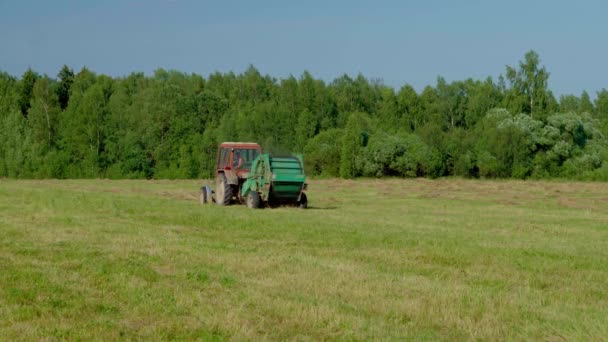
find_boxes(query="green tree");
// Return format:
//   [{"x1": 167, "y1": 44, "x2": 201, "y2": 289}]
[
  {"x1": 298, "y1": 71, "x2": 336, "y2": 130},
  {"x1": 58, "y1": 69, "x2": 106, "y2": 177},
  {"x1": 580, "y1": 91, "x2": 594, "y2": 113},
  {"x1": 396, "y1": 84, "x2": 420, "y2": 131},
  {"x1": 28, "y1": 77, "x2": 61, "y2": 150},
  {"x1": 17, "y1": 68, "x2": 39, "y2": 117},
  {"x1": 418, "y1": 86, "x2": 440, "y2": 129},
  {"x1": 279, "y1": 76, "x2": 301, "y2": 115},
  {"x1": 559, "y1": 94, "x2": 580, "y2": 113},
  {"x1": 294, "y1": 109, "x2": 318, "y2": 152},
  {"x1": 56, "y1": 65, "x2": 74, "y2": 110},
  {"x1": 0, "y1": 72, "x2": 18, "y2": 115},
  {"x1": 436, "y1": 77, "x2": 467, "y2": 129},
  {"x1": 0, "y1": 110, "x2": 32, "y2": 177},
  {"x1": 331, "y1": 74, "x2": 377, "y2": 127},
  {"x1": 374, "y1": 86, "x2": 399, "y2": 133},
  {"x1": 240, "y1": 65, "x2": 273, "y2": 104},
  {"x1": 504, "y1": 50, "x2": 550, "y2": 118},
  {"x1": 464, "y1": 77, "x2": 502, "y2": 128},
  {"x1": 340, "y1": 112, "x2": 370, "y2": 178},
  {"x1": 595, "y1": 89, "x2": 608, "y2": 135},
  {"x1": 595, "y1": 89, "x2": 608, "y2": 119},
  {"x1": 104, "y1": 72, "x2": 149, "y2": 177},
  {"x1": 0, "y1": 72, "x2": 21, "y2": 176}
]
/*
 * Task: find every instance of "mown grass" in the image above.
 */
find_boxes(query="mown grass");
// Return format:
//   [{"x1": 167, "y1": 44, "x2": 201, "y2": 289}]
[{"x1": 0, "y1": 178, "x2": 607, "y2": 340}]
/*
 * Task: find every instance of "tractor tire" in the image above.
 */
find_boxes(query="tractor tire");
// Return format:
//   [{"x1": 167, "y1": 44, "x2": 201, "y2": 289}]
[
  {"x1": 246, "y1": 191, "x2": 262, "y2": 209},
  {"x1": 200, "y1": 185, "x2": 213, "y2": 204},
  {"x1": 298, "y1": 193, "x2": 308, "y2": 209},
  {"x1": 215, "y1": 174, "x2": 232, "y2": 205}
]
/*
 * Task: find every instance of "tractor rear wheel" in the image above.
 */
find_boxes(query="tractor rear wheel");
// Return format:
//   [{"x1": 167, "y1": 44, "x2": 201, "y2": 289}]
[
  {"x1": 246, "y1": 191, "x2": 261, "y2": 209},
  {"x1": 215, "y1": 174, "x2": 232, "y2": 205}
]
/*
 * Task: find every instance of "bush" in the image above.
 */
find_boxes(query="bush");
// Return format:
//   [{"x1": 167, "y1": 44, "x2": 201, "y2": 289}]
[
  {"x1": 358, "y1": 132, "x2": 442, "y2": 178},
  {"x1": 303, "y1": 129, "x2": 344, "y2": 177}
]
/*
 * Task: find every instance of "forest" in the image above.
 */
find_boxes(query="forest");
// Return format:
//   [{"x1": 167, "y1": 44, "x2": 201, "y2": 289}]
[{"x1": 1, "y1": 50, "x2": 607, "y2": 180}]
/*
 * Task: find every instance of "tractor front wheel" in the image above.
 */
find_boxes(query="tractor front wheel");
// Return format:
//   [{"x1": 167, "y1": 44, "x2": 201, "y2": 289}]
[
  {"x1": 215, "y1": 174, "x2": 232, "y2": 205},
  {"x1": 246, "y1": 191, "x2": 262, "y2": 209},
  {"x1": 200, "y1": 185, "x2": 213, "y2": 204}
]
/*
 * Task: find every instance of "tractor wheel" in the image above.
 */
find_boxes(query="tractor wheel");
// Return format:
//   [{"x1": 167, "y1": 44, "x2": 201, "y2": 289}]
[
  {"x1": 246, "y1": 191, "x2": 261, "y2": 209},
  {"x1": 199, "y1": 185, "x2": 213, "y2": 204},
  {"x1": 298, "y1": 193, "x2": 308, "y2": 209},
  {"x1": 215, "y1": 174, "x2": 232, "y2": 205}
]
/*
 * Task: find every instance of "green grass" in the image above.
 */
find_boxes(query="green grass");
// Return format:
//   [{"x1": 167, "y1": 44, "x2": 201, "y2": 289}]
[{"x1": 1, "y1": 178, "x2": 607, "y2": 340}]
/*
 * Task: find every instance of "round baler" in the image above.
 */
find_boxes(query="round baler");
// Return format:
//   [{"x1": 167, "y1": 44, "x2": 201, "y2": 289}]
[{"x1": 240, "y1": 154, "x2": 307, "y2": 209}]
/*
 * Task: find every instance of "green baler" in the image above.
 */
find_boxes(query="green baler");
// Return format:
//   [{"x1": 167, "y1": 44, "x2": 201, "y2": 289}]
[{"x1": 240, "y1": 154, "x2": 308, "y2": 209}]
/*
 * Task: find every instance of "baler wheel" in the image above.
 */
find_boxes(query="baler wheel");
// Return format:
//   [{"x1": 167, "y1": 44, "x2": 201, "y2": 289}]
[
  {"x1": 299, "y1": 193, "x2": 308, "y2": 209},
  {"x1": 246, "y1": 191, "x2": 261, "y2": 209}
]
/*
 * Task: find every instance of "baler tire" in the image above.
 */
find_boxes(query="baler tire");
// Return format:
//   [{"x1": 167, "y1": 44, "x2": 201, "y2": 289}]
[
  {"x1": 246, "y1": 191, "x2": 261, "y2": 209},
  {"x1": 215, "y1": 174, "x2": 232, "y2": 205},
  {"x1": 299, "y1": 193, "x2": 308, "y2": 209}
]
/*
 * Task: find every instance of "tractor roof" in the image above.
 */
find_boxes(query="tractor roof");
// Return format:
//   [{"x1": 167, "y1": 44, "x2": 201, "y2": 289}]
[{"x1": 219, "y1": 142, "x2": 261, "y2": 148}]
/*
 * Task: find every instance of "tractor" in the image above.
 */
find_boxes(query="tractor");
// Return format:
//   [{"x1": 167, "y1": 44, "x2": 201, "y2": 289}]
[{"x1": 200, "y1": 142, "x2": 308, "y2": 209}]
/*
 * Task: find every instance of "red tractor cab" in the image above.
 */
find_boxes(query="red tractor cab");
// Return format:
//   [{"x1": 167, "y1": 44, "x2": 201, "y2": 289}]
[{"x1": 214, "y1": 142, "x2": 262, "y2": 205}]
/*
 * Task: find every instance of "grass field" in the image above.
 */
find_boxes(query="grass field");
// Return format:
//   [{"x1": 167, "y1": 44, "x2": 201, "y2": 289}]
[{"x1": 1, "y1": 178, "x2": 607, "y2": 340}]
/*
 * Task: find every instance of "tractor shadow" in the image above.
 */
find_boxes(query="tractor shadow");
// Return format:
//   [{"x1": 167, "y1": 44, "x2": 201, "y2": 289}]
[{"x1": 306, "y1": 206, "x2": 338, "y2": 210}]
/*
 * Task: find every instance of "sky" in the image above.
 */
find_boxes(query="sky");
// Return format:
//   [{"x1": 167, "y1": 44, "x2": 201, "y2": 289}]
[{"x1": 0, "y1": 0, "x2": 606, "y2": 97}]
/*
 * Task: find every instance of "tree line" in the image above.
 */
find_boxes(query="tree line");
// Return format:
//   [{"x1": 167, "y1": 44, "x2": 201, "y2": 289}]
[{"x1": 1, "y1": 50, "x2": 608, "y2": 180}]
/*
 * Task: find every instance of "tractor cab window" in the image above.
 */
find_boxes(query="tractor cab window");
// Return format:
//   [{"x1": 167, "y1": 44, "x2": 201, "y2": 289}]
[
  {"x1": 218, "y1": 147, "x2": 260, "y2": 170},
  {"x1": 234, "y1": 148, "x2": 259, "y2": 169},
  {"x1": 218, "y1": 148, "x2": 230, "y2": 169}
]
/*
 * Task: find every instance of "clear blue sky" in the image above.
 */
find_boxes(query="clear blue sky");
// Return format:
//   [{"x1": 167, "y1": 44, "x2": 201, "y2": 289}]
[{"x1": 1, "y1": 0, "x2": 606, "y2": 97}]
